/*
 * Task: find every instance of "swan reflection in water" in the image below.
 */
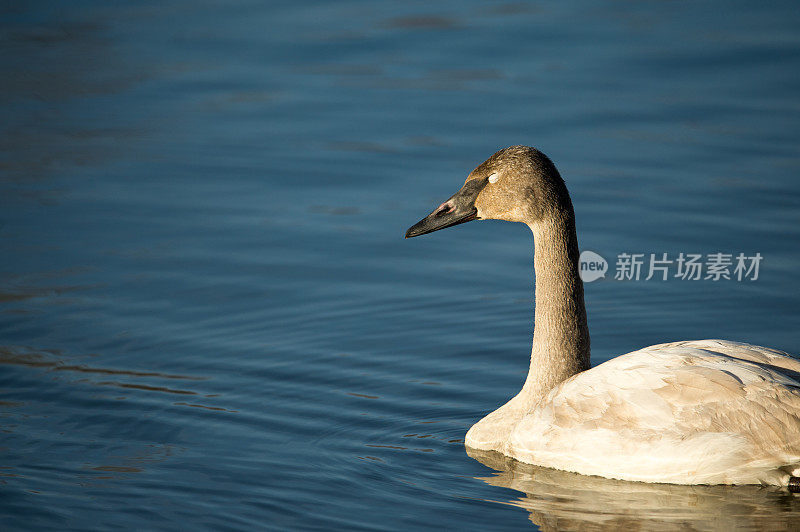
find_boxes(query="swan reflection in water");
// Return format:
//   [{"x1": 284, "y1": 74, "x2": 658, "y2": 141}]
[{"x1": 467, "y1": 448, "x2": 800, "y2": 531}]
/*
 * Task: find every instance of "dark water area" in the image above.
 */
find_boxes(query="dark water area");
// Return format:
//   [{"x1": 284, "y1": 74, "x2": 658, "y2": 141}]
[{"x1": 2, "y1": 1, "x2": 800, "y2": 529}]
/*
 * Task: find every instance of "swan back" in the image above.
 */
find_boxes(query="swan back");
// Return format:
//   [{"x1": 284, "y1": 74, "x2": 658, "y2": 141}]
[{"x1": 509, "y1": 340, "x2": 800, "y2": 485}]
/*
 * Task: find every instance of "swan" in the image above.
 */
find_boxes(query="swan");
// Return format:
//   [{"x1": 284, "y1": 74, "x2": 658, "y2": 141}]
[{"x1": 405, "y1": 145, "x2": 800, "y2": 489}]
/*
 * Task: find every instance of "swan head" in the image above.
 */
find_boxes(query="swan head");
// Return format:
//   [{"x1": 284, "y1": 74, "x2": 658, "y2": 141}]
[{"x1": 405, "y1": 145, "x2": 568, "y2": 238}]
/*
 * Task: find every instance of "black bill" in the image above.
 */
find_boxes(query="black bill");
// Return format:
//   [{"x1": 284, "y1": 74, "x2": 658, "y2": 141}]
[{"x1": 405, "y1": 177, "x2": 489, "y2": 238}]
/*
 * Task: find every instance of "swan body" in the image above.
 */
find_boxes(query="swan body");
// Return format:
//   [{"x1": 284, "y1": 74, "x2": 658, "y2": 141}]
[
  {"x1": 500, "y1": 340, "x2": 800, "y2": 485},
  {"x1": 406, "y1": 146, "x2": 800, "y2": 488}
]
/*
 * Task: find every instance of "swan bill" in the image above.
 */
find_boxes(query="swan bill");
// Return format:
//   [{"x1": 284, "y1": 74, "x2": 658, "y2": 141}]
[{"x1": 405, "y1": 177, "x2": 488, "y2": 238}]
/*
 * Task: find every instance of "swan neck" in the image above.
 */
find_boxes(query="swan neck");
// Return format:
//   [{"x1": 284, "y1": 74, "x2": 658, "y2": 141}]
[{"x1": 522, "y1": 213, "x2": 590, "y2": 403}]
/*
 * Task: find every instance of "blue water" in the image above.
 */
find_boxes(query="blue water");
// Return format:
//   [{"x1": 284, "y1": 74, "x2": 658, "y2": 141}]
[{"x1": 2, "y1": 1, "x2": 800, "y2": 529}]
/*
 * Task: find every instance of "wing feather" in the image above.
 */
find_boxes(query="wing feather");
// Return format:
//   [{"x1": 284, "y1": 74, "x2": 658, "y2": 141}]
[{"x1": 508, "y1": 340, "x2": 800, "y2": 485}]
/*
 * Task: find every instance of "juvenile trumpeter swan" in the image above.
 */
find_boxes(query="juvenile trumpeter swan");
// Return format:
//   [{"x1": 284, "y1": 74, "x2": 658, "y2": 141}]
[{"x1": 405, "y1": 146, "x2": 800, "y2": 489}]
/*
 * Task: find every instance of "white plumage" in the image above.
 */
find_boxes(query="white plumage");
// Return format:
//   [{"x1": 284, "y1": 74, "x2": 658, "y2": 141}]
[{"x1": 507, "y1": 340, "x2": 800, "y2": 485}]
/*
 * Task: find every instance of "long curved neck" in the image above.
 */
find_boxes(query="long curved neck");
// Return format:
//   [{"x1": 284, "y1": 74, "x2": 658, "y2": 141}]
[{"x1": 521, "y1": 211, "x2": 590, "y2": 404}]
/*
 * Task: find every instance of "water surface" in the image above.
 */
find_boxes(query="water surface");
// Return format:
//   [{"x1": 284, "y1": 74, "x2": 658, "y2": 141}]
[{"x1": 2, "y1": 1, "x2": 800, "y2": 529}]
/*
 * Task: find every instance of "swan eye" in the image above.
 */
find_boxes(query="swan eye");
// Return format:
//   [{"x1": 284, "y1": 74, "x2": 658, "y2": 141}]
[{"x1": 488, "y1": 173, "x2": 499, "y2": 184}]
